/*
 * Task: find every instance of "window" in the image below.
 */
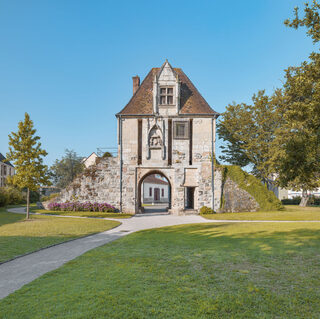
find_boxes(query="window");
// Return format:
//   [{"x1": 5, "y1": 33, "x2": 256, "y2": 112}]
[
  {"x1": 149, "y1": 187, "x2": 152, "y2": 196},
  {"x1": 3, "y1": 166, "x2": 6, "y2": 176},
  {"x1": 174, "y1": 121, "x2": 189, "y2": 139},
  {"x1": 162, "y1": 189, "x2": 164, "y2": 197},
  {"x1": 159, "y1": 87, "x2": 174, "y2": 105}
]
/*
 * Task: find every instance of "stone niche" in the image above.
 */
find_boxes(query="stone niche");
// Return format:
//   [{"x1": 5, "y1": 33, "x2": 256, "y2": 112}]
[{"x1": 146, "y1": 119, "x2": 166, "y2": 160}]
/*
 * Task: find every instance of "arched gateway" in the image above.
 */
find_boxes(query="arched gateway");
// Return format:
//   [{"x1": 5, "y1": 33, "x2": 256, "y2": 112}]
[{"x1": 137, "y1": 170, "x2": 171, "y2": 213}]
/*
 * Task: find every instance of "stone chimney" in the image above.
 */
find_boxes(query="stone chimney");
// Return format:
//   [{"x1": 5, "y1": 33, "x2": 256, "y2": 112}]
[{"x1": 132, "y1": 75, "x2": 140, "y2": 95}]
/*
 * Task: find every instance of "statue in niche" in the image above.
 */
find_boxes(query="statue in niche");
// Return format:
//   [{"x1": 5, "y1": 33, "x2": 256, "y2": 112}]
[{"x1": 149, "y1": 125, "x2": 163, "y2": 149}]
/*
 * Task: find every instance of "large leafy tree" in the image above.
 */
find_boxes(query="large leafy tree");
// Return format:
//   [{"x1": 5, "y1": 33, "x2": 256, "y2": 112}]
[
  {"x1": 217, "y1": 90, "x2": 281, "y2": 185},
  {"x1": 270, "y1": 1, "x2": 320, "y2": 206},
  {"x1": 50, "y1": 149, "x2": 84, "y2": 188},
  {"x1": 218, "y1": 1, "x2": 320, "y2": 206},
  {"x1": 271, "y1": 54, "x2": 320, "y2": 206},
  {"x1": 6, "y1": 113, "x2": 51, "y2": 218}
]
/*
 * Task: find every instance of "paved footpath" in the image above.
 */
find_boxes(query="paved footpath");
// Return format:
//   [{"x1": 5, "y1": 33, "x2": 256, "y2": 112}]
[{"x1": 1, "y1": 208, "x2": 319, "y2": 300}]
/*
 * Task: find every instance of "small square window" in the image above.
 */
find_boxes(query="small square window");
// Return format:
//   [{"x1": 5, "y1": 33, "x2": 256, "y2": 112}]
[
  {"x1": 159, "y1": 87, "x2": 174, "y2": 105},
  {"x1": 173, "y1": 121, "x2": 189, "y2": 139}
]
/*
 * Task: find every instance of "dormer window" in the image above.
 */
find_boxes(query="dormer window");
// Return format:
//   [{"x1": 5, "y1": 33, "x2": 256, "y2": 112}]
[{"x1": 160, "y1": 87, "x2": 173, "y2": 105}]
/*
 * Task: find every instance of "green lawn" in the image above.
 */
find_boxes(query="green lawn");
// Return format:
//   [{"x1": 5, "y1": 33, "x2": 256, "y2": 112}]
[
  {"x1": 202, "y1": 205, "x2": 320, "y2": 221},
  {"x1": 31, "y1": 208, "x2": 133, "y2": 219},
  {"x1": 1, "y1": 222, "x2": 319, "y2": 318},
  {"x1": 0, "y1": 207, "x2": 120, "y2": 263}
]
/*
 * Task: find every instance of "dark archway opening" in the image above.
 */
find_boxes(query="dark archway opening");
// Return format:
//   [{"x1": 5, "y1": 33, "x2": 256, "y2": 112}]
[{"x1": 138, "y1": 171, "x2": 171, "y2": 213}]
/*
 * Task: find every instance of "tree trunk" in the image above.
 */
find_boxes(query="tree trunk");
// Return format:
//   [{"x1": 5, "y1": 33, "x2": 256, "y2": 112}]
[
  {"x1": 26, "y1": 187, "x2": 30, "y2": 219},
  {"x1": 299, "y1": 189, "x2": 309, "y2": 207}
]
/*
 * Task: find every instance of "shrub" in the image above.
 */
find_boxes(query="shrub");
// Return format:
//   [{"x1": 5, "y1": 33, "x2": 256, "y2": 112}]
[
  {"x1": 219, "y1": 165, "x2": 283, "y2": 211},
  {"x1": 281, "y1": 196, "x2": 320, "y2": 206},
  {"x1": 281, "y1": 197, "x2": 301, "y2": 205},
  {"x1": 0, "y1": 186, "x2": 24, "y2": 206},
  {"x1": 41, "y1": 193, "x2": 59, "y2": 202},
  {"x1": 0, "y1": 189, "x2": 8, "y2": 207},
  {"x1": 200, "y1": 206, "x2": 215, "y2": 214},
  {"x1": 47, "y1": 201, "x2": 117, "y2": 213},
  {"x1": 5, "y1": 186, "x2": 24, "y2": 205}
]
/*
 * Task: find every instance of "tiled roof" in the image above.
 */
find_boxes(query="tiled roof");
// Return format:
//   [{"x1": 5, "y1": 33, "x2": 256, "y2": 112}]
[
  {"x1": 117, "y1": 67, "x2": 218, "y2": 116},
  {"x1": 143, "y1": 175, "x2": 169, "y2": 185},
  {"x1": 0, "y1": 153, "x2": 14, "y2": 167}
]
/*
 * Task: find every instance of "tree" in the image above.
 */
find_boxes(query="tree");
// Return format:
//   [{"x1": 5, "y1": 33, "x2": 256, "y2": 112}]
[
  {"x1": 217, "y1": 90, "x2": 282, "y2": 185},
  {"x1": 50, "y1": 149, "x2": 84, "y2": 188},
  {"x1": 284, "y1": 0, "x2": 320, "y2": 43},
  {"x1": 102, "y1": 151, "x2": 113, "y2": 158},
  {"x1": 271, "y1": 54, "x2": 320, "y2": 206},
  {"x1": 217, "y1": 1, "x2": 320, "y2": 206},
  {"x1": 6, "y1": 113, "x2": 51, "y2": 218}
]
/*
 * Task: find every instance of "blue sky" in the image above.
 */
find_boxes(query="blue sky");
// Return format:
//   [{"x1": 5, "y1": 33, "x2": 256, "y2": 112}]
[{"x1": 0, "y1": 0, "x2": 316, "y2": 166}]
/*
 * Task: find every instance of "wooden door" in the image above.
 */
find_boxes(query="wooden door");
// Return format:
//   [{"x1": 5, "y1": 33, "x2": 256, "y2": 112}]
[{"x1": 154, "y1": 188, "x2": 160, "y2": 201}]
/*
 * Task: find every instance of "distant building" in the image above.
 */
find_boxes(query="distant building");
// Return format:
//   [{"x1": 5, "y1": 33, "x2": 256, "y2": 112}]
[
  {"x1": 39, "y1": 186, "x2": 61, "y2": 197},
  {"x1": 0, "y1": 153, "x2": 15, "y2": 187},
  {"x1": 287, "y1": 188, "x2": 320, "y2": 199},
  {"x1": 142, "y1": 174, "x2": 169, "y2": 204},
  {"x1": 81, "y1": 152, "x2": 98, "y2": 168}
]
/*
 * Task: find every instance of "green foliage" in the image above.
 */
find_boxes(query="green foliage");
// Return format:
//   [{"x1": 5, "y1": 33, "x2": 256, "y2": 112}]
[
  {"x1": 220, "y1": 165, "x2": 283, "y2": 211},
  {"x1": 270, "y1": 53, "x2": 320, "y2": 200},
  {"x1": 50, "y1": 149, "x2": 84, "y2": 188},
  {"x1": 6, "y1": 113, "x2": 51, "y2": 191},
  {"x1": 199, "y1": 206, "x2": 215, "y2": 214},
  {"x1": 218, "y1": 3, "x2": 320, "y2": 207},
  {"x1": 102, "y1": 151, "x2": 113, "y2": 158},
  {"x1": 23, "y1": 189, "x2": 40, "y2": 203},
  {"x1": 281, "y1": 197, "x2": 302, "y2": 205},
  {"x1": 217, "y1": 91, "x2": 282, "y2": 183},
  {"x1": 281, "y1": 196, "x2": 320, "y2": 206},
  {"x1": 6, "y1": 113, "x2": 51, "y2": 217},
  {"x1": 41, "y1": 193, "x2": 59, "y2": 202},
  {"x1": 0, "y1": 187, "x2": 24, "y2": 207},
  {"x1": 0, "y1": 190, "x2": 7, "y2": 207},
  {"x1": 5, "y1": 187, "x2": 24, "y2": 205},
  {"x1": 284, "y1": 0, "x2": 320, "y2": 43}
]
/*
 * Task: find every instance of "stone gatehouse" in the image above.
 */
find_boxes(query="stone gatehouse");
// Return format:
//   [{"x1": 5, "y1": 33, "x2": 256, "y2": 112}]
[{"x1": 59, "y1": 60, "x2": 222, "y2": 214}]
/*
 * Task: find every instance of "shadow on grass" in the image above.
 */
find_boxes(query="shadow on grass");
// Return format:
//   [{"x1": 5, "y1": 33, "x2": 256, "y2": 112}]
[
  {"x1": 135, "y1": 223, "x2": 320, "y2": 255},
  {"x1": 0, "y1": 211, "x2": 25, "y2": 227}
]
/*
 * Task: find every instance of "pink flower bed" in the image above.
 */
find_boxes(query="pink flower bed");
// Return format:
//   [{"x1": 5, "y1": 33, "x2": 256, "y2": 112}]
[{"x1": 47, "y1": 201, "x2": 116, "y2": 213}]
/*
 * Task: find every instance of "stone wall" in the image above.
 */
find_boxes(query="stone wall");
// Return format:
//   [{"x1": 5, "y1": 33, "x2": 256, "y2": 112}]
[
  {"x1": 213, "y1": 168, "x2": 260, "y2": 213},
  {"x1": 220, "y1": 177, "x2": 259, "y2": 213},
  {"x1": 55, "y1": 158, "x2": 260, "y2": 214},
  {"x1": 57, "y1": 157, "x2": 121, "y2": 209}
]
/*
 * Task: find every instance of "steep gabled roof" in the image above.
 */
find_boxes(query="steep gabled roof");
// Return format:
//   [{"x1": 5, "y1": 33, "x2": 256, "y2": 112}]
[
  {"x1": 0, "y1": 153, "x2": 14, "y2": 167},
  {"x1": 117, "y1": 65, "x2": 218, "y2": 116}
]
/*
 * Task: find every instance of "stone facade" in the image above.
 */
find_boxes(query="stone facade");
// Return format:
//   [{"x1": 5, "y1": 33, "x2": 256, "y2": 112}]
[
  {"x1": 0, "y1": 153, "x2": 15, "y2": 187},
  {"x1": 59, "y1": 157, "x2": 121, "y2": 209},
  {"x1": 56, "y1": 61, "x2": 261, "y2": 214}
]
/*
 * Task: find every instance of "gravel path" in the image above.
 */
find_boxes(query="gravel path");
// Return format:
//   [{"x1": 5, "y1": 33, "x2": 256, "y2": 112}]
[{"x1": 1, "y1": 207, "x2": 319, "y2": 299}]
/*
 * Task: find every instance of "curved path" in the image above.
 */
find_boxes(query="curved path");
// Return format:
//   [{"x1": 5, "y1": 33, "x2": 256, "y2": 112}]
[{"x1": 1, "y1": 207, "x2": 319, "y2": 300}]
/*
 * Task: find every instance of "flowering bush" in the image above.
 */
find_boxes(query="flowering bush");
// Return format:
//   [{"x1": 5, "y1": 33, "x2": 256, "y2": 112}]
[{"x1": 47, "y1": 201, "x2": 116, "y2": 213}]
